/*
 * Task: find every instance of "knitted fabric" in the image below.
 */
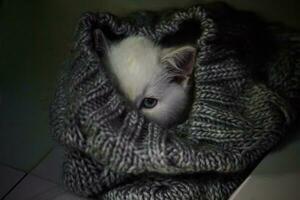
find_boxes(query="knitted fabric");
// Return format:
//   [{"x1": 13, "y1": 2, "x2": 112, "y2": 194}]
[{"x1": 49, "y1": 3, "x2": 300, "y2": 200}]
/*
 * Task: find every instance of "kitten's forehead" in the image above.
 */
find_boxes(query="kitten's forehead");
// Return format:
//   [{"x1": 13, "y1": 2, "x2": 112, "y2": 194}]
[{"x1": 108, "y1": 36, "x2": 164, "y2": 101}]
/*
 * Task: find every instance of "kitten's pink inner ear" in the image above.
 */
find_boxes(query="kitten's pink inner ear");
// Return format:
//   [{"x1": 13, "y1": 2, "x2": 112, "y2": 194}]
[{"x1": 161, "y1": 46, "x2": 196, "y2": 76}]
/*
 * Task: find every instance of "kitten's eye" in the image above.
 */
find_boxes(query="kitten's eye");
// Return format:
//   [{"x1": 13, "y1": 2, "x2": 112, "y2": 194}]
[{"x1": 141, "y1": 98, "x2": 158, "y2": 109}]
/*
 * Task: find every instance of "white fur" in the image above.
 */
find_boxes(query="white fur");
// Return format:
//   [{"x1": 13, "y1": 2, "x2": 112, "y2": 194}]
[{"x1": 106, "y1": 36, "x2": 193, "y2": 127}]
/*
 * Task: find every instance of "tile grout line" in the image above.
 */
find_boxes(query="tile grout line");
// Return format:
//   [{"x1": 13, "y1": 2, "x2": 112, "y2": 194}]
[
  {"x1": 28, "y1": 145, "x2": 64, "y2": 186},
  {"x1": 28, "y1": 146, "x2": 54, "y2": 174},
  {"x1": 0, "y1": 146, "x2": 55, "y2": 200},
  {"x1": 0, "y1": 145, "x2": 55, "y2": 174},
  {"x1": 29, "y1": 173, "x2": 63, "y2": 186},
  {"x1": 1, "y1": 173, "x2": 28, "y2": 200},
  {"x1": 1, "y1": 145, "x2": 63, "y2": 200},
  {"x1": 0, "y1": 162, "x2": 26, "y2": 174}
]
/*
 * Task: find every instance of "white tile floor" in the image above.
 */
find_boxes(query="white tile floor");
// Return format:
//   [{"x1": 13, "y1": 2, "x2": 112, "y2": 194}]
[
  {"x1": 229, "y1": 127, "x2": 300, "y2": 200},
  {"x1": 0, "y1": 165, "x2": 25, "y2": 199},
  {"x1": 5, "y1": 174, "x2": 60, "y2": 200},
  {"x1": 0, "y1": 146, "x2": 84, "y2": 200},
  {"x1": 30, "y1": 146, "x2": 64, "y2": 184},
  {"x1": 3, "y1": 173, "x2": 86, "y2": 200}
]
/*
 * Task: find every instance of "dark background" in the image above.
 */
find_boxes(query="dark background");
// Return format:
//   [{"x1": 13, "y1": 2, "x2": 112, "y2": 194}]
[{"x1": 0, "y1": 0, "x2": 299, "y2": 172}]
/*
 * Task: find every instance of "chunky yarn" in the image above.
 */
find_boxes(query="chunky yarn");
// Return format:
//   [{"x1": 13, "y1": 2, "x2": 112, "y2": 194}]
[{"x1": 49, "y1": 3, "x2": 300, "y2": 200}]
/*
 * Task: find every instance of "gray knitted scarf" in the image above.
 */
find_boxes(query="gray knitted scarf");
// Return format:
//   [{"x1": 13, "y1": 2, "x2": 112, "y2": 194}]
[{"x1": 49, "y1": 3, "x2": 300, "y2": 200}]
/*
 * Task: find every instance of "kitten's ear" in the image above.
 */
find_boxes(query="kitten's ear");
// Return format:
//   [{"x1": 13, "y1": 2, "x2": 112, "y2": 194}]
[
  {"x1": 161, "y1": 46, "x2": 196, "y2": 77},
  {"x1": 93, "y1": 29, "x2": 110, "y2": 56}
]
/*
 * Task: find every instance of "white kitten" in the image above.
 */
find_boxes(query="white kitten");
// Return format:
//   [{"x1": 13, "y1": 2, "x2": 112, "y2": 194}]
[{"x1": 103, "y1": 35, "x2": 196, "y2": 127}]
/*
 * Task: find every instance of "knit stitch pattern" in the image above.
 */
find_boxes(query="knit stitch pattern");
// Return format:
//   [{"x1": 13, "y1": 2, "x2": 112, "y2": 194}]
[{"x1": 49, "y1": 3, "x2": 300, "y2": 200}]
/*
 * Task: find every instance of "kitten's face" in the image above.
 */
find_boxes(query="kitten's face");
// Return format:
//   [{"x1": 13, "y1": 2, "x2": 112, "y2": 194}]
[
  {"x1": 128, "y1": 66, "x2": 189, "y2": 127},
  {"x1": 107, "y1": 36, "x2": 196, "y2": 127}
]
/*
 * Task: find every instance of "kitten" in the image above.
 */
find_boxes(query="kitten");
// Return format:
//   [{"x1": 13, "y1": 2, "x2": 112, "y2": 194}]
[{"x1": 102, "y1": 35, "x2": 196, "y2": 127}]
